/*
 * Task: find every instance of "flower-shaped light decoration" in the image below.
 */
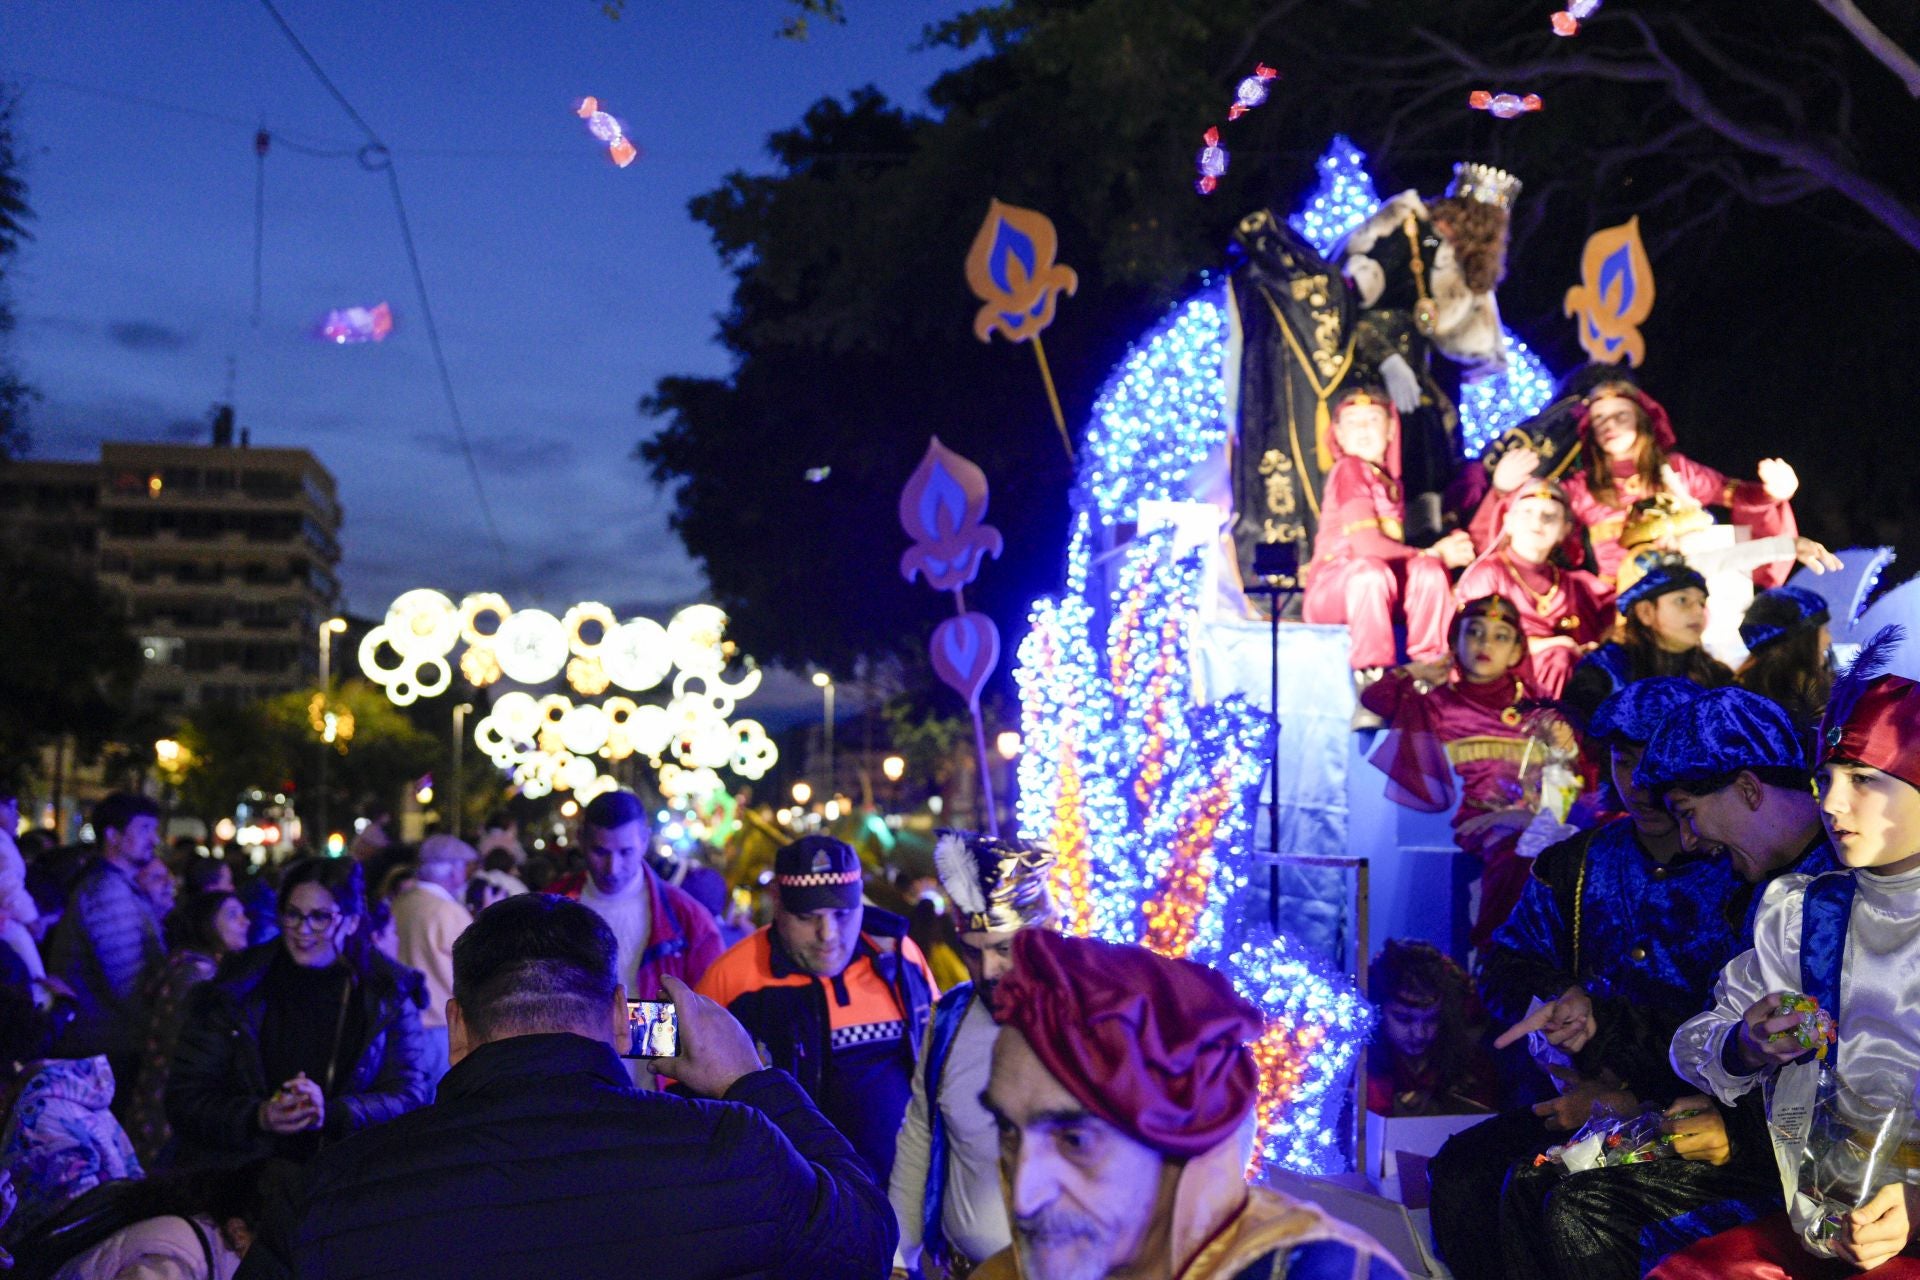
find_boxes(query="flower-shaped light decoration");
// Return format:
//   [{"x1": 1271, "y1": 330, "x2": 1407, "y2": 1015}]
[{"x1": 1012, "y1": 527, "x2": 1372, "y2": 1176}]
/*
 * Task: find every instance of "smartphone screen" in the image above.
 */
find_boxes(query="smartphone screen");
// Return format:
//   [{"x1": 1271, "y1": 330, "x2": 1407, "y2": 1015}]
[{"x1": 625, "y1": 999, "x2": 679, "y2": 1059}]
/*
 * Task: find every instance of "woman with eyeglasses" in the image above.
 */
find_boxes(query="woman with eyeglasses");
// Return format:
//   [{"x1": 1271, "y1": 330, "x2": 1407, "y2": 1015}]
[{"x1": 163, "y1": 858, "x2": 430, "y2": 1169}]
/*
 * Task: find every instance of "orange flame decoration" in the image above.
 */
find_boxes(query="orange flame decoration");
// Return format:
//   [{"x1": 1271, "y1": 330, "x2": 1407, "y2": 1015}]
[
  {"x1": 1051, "y1": 748, "x2": 1095, "y2": 936},
  {"x1": 1141, "y1": 754, "x2": 1236, "y2": 957},
  {"x1": 1247, "y1": 1021, "x2": 1327, "y2": 1178},
  {"x1": 1564, "y1": 215, "x2": 1656, "y2": 367},
  {"x1": 965, "y1": 199, "x2": 1079, "y2": 345}
]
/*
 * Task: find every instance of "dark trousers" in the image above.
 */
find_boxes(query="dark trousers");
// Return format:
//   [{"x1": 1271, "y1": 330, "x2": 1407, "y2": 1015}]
[
  {"x1": 1429, "y1": 1109, "x2": 1558, "y2": 1280},
  {"x1": 1499, "y1": 1144, "x2": 1781, "y2": 1280}
]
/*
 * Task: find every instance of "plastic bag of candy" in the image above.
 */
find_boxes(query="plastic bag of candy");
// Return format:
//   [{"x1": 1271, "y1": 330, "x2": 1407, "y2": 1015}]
[
  {"x1": 1767, "y1": 1063, "x2": 1919, "y2": 1257},
  {"x1": 1536, "y1": 1106, "x2": 1676, "y2": 1173}
]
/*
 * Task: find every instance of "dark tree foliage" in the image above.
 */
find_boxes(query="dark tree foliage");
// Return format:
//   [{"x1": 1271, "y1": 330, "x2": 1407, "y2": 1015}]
[
  {"x1": 642, "y1": 0, "x2": 1920, "y2": 674},
  {"x1": 0, "y1": 543, "x2": 143, "y2": 765},
  {"x1": 0, "y1": 86, "x2": 35, "y2": 459}
]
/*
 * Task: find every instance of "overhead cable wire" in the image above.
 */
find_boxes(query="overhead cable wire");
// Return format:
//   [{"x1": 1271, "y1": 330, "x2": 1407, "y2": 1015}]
[{"x1": 253, "y1": 0, "x2": 516, "y2": 584}]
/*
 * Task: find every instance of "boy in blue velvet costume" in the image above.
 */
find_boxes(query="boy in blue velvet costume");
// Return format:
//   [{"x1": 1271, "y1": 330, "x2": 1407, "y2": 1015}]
[
  {"x1": 1430, "y1": 677, "x2": 1746, "y2": 1279},
  {"x1": 1482, "y1": 686, "x2": 1838, "y2": 1280}
]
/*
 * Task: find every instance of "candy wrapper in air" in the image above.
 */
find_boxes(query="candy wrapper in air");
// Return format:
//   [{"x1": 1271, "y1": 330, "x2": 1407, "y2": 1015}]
[
  {"x1": 1537, "y1": 1107, "x2": 1674, "y2": 1173},
  {"x1": 1766, "y1": 1063, "x2": 1920, "y2": 1258}
]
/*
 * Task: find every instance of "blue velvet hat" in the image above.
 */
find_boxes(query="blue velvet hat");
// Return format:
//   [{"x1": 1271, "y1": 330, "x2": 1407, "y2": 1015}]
[
  {"x1": 1616, "y1": 549, "x2": 1707, "y2": 615},
  {"x1": 1634, "y1": 686, "x2": 1806, "y2": 794},
  {"x1": 1739, "y1": 585, "x2": 1831, "y2": 654},
  {"x1": 1590, "y1": 676, "x2": 1704, "y2": 747}
]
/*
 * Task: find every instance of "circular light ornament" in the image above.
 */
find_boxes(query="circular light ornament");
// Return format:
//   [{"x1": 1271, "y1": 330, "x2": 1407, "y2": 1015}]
[
  {"x1": 492, "y1": 609, "x2": 569, "y2": 684},
  {"x1": 557, "y1": 753, "x2": 599, "y2": 794},
  {"x1": 732, "y1": 720, "x2": 779, "y2": 779},
  {"x1": 564, "y1": 602, "x2": 617, "y2": 657},
  {"x1": 490, "y1": 691, "x2": 542, "y2": 740},
  {"x1": 602, "y1": 618, "x2": 672, "y2": 692},
  {"x1": 357, "y1": 626, "x2": 409, "y2": 684},
  {"x1": 409, "y1": 657, "x2": 452, "y2": 701},
  {"x1": 386, "y1": 589, "x2": 461, "y2": 658},
  {"x1": 558, "y1": 703, "x2": 611, "y2": 756},
  {"x1": 667, "y1": 605, "x2": 729, "y2": 675},
  {"x1": 459, "y1": 592, "x2": 511, "y2": 646},
  {"x1": 626, "y1": 704, "x2": 674, "y2": 758}
]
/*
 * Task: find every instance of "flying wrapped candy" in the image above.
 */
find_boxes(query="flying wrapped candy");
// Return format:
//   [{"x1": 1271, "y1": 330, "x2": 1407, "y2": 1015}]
[
  {"x1": 1227, "y1": 63, "x2": 1279, "y2": 119},
  {"x1": 576, "y1": 95, "x2": 638, "y2": 168},
  {"x1": 1552, "y1": 0, "x2": 1601, "y2": 36},
  {"x1": 315, "y1": 302, "x2": 393, "y2": 345},
  {"x1": 1770, "y1": 993, "x2": 1838, "y2": 1060},
  {"x1": 1195, "y1": 127, "x2": 1228, "y2": 195},
  {"x1": 1469, "y1": 90, "x2": 1544, "y2": 119}
]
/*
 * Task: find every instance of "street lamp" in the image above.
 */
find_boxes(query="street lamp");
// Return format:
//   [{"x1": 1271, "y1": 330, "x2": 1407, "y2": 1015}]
[
  {"x1": 881, "y1": 755, "x2": 905, "y2": 782},
  {"x1": 452, "y1": 703, "x2": 474, "y2": 838},
  {"x1": 791, "y1": 781, "x2": 813, "y2": 807},
  {"x1": 995, "y1": 731, "x2": 1023, "y2": 760},
  {"x1": 315, "y1": 616, "x2": 348, "y2": 850},
  {"x1": 811, "y1": 672, "x2": 835, "y2": 800}
]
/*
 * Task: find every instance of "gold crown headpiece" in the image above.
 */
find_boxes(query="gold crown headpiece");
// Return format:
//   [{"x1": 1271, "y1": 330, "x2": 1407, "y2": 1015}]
[
  {"x1": 933, "y1": 831, "x2": 1057, "y2": 934},
  {"x1": 1446, "y1": 162, "x2": 1523, "y2": 210},
  {"x1": 1621, "y1": 493, "x2": 1714, "y2": 551}
]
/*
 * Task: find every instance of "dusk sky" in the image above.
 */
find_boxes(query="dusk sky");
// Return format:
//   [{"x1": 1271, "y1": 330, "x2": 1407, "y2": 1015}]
[{"x1": 3, "y1": 0, "x2": 966, "y2": 635}]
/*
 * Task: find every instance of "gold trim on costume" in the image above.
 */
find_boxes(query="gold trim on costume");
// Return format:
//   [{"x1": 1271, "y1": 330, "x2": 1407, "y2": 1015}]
[
  {"x1": 1261, "y1": 286, "x2": 1357, "y2": 472},
  {"x1": 1443, "y1": 735, "x2": 1533, "y2": 766}
]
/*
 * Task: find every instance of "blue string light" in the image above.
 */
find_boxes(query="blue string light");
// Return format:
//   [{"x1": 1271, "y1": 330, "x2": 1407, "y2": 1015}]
[
  {"x1": 1014, "y1": 530, "x2": 1373, "y2": 1174},
  {"x1": 1019, "y1": 135, "x2": 1582, "y2": 1172}
]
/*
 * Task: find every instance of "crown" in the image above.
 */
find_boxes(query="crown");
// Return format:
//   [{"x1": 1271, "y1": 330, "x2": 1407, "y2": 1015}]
[{"x1": 1447, "y1": 162, "x2": 1523, "y2": 210}]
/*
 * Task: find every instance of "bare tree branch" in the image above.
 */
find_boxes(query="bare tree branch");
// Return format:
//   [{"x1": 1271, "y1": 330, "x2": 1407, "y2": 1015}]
[
  {"x1": 1621, "y1": 12, "x2": 1920, "y2": 252},
  {"x1": 1813, "y1": 0, "x2": 1920, "y2": 97},
  {"x1": 1216, "y1": 0, "x2": 1313, "y2": 78}
]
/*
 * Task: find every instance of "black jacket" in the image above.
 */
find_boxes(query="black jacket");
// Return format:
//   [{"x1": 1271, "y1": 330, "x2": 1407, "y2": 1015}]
[
  {"x1": 234, "y1": 1033, "x2": 898, "y2": 1280},
  {"x1": 164, "y1": 942, "x2": 429, "y2": 1168}
]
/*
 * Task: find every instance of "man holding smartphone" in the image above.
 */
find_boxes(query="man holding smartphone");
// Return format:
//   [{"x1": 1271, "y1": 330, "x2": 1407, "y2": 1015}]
[{"x1": 236, "y1": 894, "x2": 896, "y2": 1279}]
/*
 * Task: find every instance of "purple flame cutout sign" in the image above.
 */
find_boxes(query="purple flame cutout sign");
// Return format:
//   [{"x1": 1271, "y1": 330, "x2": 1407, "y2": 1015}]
[
  {"x1": 932, "y1": 613, "x2": 1000, "y2": 711},
  {"x1": 899, "y1": 437, "x2": 1004, "y2": 592},
  {"x1": 900, "y1": 436, "x2": 1007, "y2": 833}
]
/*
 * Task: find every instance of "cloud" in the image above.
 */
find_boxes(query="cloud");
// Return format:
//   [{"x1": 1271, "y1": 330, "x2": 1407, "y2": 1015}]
[
  {"x1": 24, "y1": 394, "x2": 206, "y2": 459},
  {"x1": 409, "y1": 431, "x2": 575, "y2": 471},
  {"x1": 107, "y1": 321, "x2": 193, "y2": 353}
]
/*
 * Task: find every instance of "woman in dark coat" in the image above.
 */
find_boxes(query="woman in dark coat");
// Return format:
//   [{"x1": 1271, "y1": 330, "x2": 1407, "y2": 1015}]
[{"x1": 164, "y1": 857, "x2": 429, "y2": 1168}]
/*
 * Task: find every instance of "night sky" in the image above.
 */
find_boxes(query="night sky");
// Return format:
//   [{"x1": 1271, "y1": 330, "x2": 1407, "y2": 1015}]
[{"x1": 2, "y1": 0, "x2": 964, "y2": 637}]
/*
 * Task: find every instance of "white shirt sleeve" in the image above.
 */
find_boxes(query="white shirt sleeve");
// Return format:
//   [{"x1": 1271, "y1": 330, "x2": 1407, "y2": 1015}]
[
  {"x1": 888, "y1": 1007, "x2": 940, "y2": 1271},
  {"x1": 1671, "y1": 874, "x2": 1811, "y2": 1104}
]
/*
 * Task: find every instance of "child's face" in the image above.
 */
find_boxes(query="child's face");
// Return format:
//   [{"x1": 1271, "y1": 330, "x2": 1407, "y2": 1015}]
[
  {"x1": 1454, "y1": 617, "x2": 1523, "y2": 683},
  {"x1": 1503, "y1": 495, "x2": 1569, "y2": 564},
  {"x1": 1333, "y1": 404, "x2": 1390, "y2": 465},
  {"x1": 1588, "y1": 395, "x2": 1644, "y2": 461},
  {"x1": 1637, "y1": 589, "x2": 1707, "y2": 652},
  {"x1": 1819, "y1": 762, "x2": 1920, "y2": 872},
  {"x1": 1611, "y1": 743, "x2": 1676, "y2": 839},
  {"x1": 1380, "y1": 996, "x2": 1441, "y2": 1062}
]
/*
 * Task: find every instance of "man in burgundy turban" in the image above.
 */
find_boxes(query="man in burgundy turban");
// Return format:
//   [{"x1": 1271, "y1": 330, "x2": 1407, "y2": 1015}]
[{"x1": 975, "y1": 930, "x2": 1399, "y2": 1280}]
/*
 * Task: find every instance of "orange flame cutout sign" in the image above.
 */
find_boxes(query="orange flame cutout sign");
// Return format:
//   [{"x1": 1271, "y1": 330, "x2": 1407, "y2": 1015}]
[
  {"x1": 1564, "y1": 216, "x2": 1656, "y2": 367},
  {"x1": 965, "y1": 199, "x2": 1079, "y2": 345}
]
